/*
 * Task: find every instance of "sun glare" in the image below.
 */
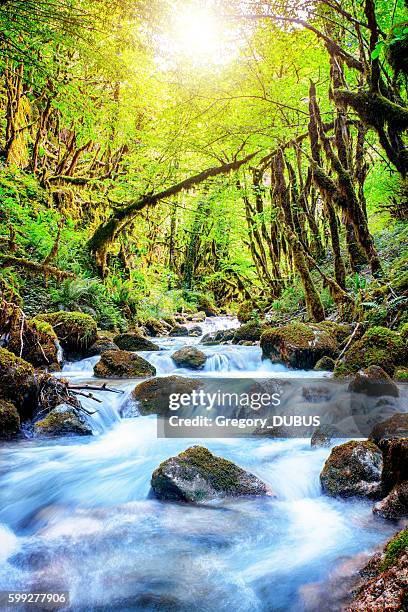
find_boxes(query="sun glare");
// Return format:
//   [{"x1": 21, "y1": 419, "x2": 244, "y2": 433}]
[{"x1": 160, "y1": 3, "x2": 241, "y2": 67}]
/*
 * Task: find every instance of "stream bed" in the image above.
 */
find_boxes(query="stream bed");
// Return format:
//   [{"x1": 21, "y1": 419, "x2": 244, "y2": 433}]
[{"x1": 0, "y1": 317, "x2": 400, "y2": 611}]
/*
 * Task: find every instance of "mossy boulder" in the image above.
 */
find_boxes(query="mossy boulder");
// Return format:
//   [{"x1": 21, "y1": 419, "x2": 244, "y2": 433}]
[
  {"x1": 113, "y1": 332, "x2": 160, "y2": 352},
  {"x1": 28, "y1": 319, "x2": 61, "y2": 368},
  {"x1": 200, "y1": 328, "x2": 235, "y2": 345},
  {"x1": 336, "y1": 326, "x2": 406, "y2": 377},
  {"x1": 314, "y1": 356, "x2": 336, "y2": 371},
  {"x1": 151, "y1": 445, "x2": 272, "y2": 502},
  {"x1": 260, "y1": 321, "x2": 338, "y2": 369},
  {"x1": 346, "y1": 527, "x2": 408, "y2": 611},
  {"x1": 0, "y1": 399, "x2": 20, "y2": 438},
  {"x1": 34, "y1": 311, "x2": 97, "y2": 353},
  {"x1": 348, "y1": 366, "x2": 399, "y2": 397},
  {"x1": 143, "y1": 319, "x2": 172, "y2": 337},
  {"x1": 315, "y1": 321, "x2": 352, "y2": 343},
  {"x1": 132, "y1": 376, "x2": 203, "y2": 415},
  {"x1": 232, "y1": 319, "x2": 269, "y2": 344},
  {"x1": 187, "y1": 325, "x2": 203, "y2": 337},
  {"x1": 169, "y1": 325, "x2": 189, "y2": 337},
  {"x1": 34, "y1": 404, "x2": 92, "y2": 437},
  {"x1": 320, "y1": 440, "x2": 383, "y2": 498},
  {"x1": 85, "y1": 336, "x2": 119, "y2": 357},
  {"x1": 0, "y1": 348, "x2": 36, "y2": 414},
  {"x1": 94, "y1": 350, "x2": 156, "y2": 378},
  {"x1": 171, "y1": 346, "x2": 207, "y2": 370}
]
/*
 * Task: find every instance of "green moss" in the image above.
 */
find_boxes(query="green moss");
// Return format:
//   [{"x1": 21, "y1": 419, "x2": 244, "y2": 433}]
[
  {"x1": 379, "y1": 527, "x2": 408, "y2": 572},
  {"x1": 341, "y1": 326, "x2": 406, "y2": 376},
  {"x1": 34, "y1": 311, "x2": 97, "y2": 352},
  {"x1": 177, "y1": 446, "x2": 245, "y2": 494},
  {"x1": 395, "y1": 367, "x2": 408, "y2": 381},
  {"x1": 233, "y1": 319, "x2": 269, "y2": 343},
  {"x1": 0, "y1": 398, "x2": 20, "y2": 437},
  {"x1": 260, "y1": 321, "x2": 338, "y2": 369}
]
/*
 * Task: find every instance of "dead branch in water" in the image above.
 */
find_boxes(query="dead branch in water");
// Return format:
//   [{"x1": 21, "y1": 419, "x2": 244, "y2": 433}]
[{"x1": 68, "y1": 383, "x2": 124, "y2": 394}]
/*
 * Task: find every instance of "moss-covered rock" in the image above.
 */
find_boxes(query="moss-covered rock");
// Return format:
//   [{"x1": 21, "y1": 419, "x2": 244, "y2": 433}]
[
  {"x1": 132, "y1": 376, "x2": 203, "y2": 415},
  {"x1": 28, "y1": 319, "x2": 61, "y2": 368},
  {"x1": 151, "y1": 445, "x2": 272, "y2": 502},
  {"x1": 187, "y1": 325, "x2": 203, "y2": 337},
  {"x1": 315, "y1": 321, "x2": 352, "y2": 343},
  {"x1": 85, "y1": 336, "x2": 119, "y2": 357},
  {"x1": 0, "y1": 348, "x2": 36, "y2": 414},
  {"x1": 232, "y1": 319, "x2": 269, "y2": 344},
  {"x1": 143, "y1": 318, "x2": 172, "y2": 337},
  {"x1": 348, "y1": 366, "x2": 399, "y2": 397},
  {"x1": 346, "y1": 527, "x2": 408, "y2": 611},
  {"x1": 171, "y1": 346, "x2": 207, "y2": 370},
  {"x1": 200, "y1": 328, "x2": 235, "y2": 345},
  {"x1": 0, "y1": 399, "x2": 20, "y2": 438},
  {"x1": 260, "y1": 321, "x2": 338, "y2": 369},
  {"x1": 369, "y1": 413, "x2": 408, "y2": 447},
  {"x1": 34, "y1": 404, "x2": 92, "y2": 437},
  {"x1": 113, "y1": 332, "x2": 159, "y2": 352},
  {"x1": 320, "y1": 440, "x2": 383, "y2": 498},
  {"x1": 169, "y1": 325, "x2": 189, "y2": 337},
  {"x1": 314, "y1": 356, "x2": 336, "y2": 371},
  {"x1": 33, "y1": 311, "x2": 97, "y2": 353},
  {"x1": 94, "y1": 350, "x2": 156, "y2": 378},
  {"x1": 336, "y1": 326, "x2": 406, "y2": 377}
]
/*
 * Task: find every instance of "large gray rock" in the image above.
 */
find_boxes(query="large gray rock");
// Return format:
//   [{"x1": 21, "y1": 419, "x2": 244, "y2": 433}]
[
  {"x1": 34, "y1": 404, "x2": 92, "y2": 437},
  {"x1": 132, "y1": 376, "x2": 203, "y2": 415},
  {"x1": 151, "y1": 445, "x2": 273, "y2": 503},
  {"x1": 171, "y1": 346, "x2": 207, "y2": 370},
  {"x1": 320, "y1": 440, "x2": 383, "y2": 498},
  {"x1": 114, "y1": 332, "x2": 160, "y2": 351}
]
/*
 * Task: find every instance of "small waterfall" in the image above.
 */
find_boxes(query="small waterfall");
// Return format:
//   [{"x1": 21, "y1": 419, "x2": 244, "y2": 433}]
[{"x1": 205, "y1": 353, "x2": 231, "y2": 372}]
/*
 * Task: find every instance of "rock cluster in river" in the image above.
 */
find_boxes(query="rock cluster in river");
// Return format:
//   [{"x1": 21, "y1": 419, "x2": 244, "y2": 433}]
[{"x1": 151, "y1": 445, "x2": 273, "y2": 502}]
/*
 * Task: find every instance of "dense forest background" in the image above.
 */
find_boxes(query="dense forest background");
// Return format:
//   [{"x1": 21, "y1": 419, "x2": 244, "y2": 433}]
[{"x1": 0, "y1": 0, "x2": 407, "y2": 331}]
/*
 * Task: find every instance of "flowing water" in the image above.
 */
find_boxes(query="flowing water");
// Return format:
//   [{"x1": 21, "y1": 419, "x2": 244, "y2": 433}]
[{"x1": 0, "y1": 317, "x2": 400, "y2": 611}]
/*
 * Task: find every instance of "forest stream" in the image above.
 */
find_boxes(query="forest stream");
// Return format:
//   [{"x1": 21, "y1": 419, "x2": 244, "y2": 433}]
[{"x1": 0, "y1": 317, "x2": 401, "y2": 612}]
